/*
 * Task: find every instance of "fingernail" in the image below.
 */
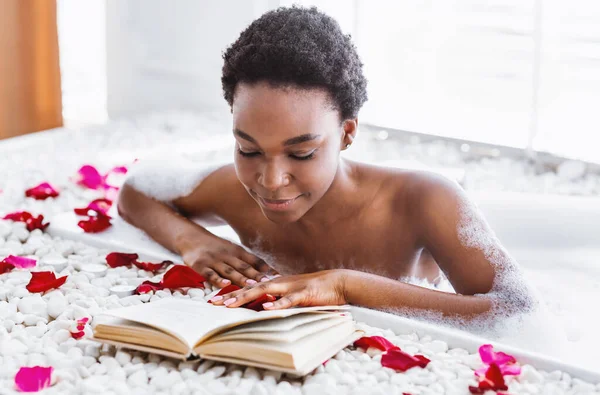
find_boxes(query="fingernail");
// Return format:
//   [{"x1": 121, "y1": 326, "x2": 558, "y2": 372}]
[
  {"x1": 221, "y1": 279, "x2": 231, "y2": 284},
  {"x1": 246, "y1": 279, "x2": 257, "y2": 285},
  {"x1": 210, "y1": 295, "x2": 223, "y2": 302},
  {"x1": 262, "y1": 302, "x2": 274, "y2": 308},
  {"x1": 224, "y1": 297, "x2": 237, "y2": 306},
  {"x1": 260, "y1": 277, "x2": 269, "y2": 282},
  {"x1": 273, "y1": 274, "x2": 282, "y2": 278}
]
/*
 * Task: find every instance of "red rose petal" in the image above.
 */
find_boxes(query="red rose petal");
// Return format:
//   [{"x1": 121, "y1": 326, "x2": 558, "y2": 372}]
[
  {"x1": 75, "y1": 165, "x2": 105, "y2": 190},
  {"x1": 243, "y1": 293, "x2": 277, "y2": 311},
  {"x1": 14, "y1": 366, "x2": 53, "y2": 392},
  {"x1": 25, "y1": 182, "x2": 60, "y2": 200},
  {"x1": 136, "y1": 281, "x2": 164, "y2": 294},
  {"x1": 77, "y1": 214, "x2": 112, "y2": 233},
  {"x1": 476, "y1": 344, "x2": 521, "y2": 377},
  {"x1": 107, "y1": 165, "x2": 128, "y2": 175},
  {"x1": 381, "y1": 348, "x2": 430, "y2": 372},
  {"x1": 469, "y1": 363, "x2": 508, "y2": 393},
  {"x1": 2, "y1": 211, "x2": 49, "y2": 232},
  {"x1": 413, "y1": 354, "x2": 431, "y2": 368},
  {"x1": 0, "y1": 261, "x2": 15, "y2": 274},
  {"x1": 207, "y1": 285, "x2": 241, "y2": 304},
  {"x1": 133, "y1": 260, "x2": 170, "y2": 272},
  {"x1": 160, "y1": 265, "x2": 206, "y2": 289},
  {"x1": 354, "y1": 336, "x2": 398, "y2": 352},
  {"x1": 106, "y1": 252, "x2": 139, "y2": 268},
  {"x1": 26, "y1": 272, "x2": 68, "y2": 293},
  {"x1": 3, "y1": 211, "x2": 33, "y2": 222},
  {"x1": 215, "y1": 284, "x2": 241, "y2": 296},
  {"x1": 3, "y1": 255, "x2": 37, "y2": 269},
  {"x1": 74, "y1": 198, "x2": 113, "y2": 217},
  {"x1": 479, "y1": 344, "x2": 516, "y2": 367},
  {"x1": 26, "y1": 215, "x2": 50, "y2": 232}
]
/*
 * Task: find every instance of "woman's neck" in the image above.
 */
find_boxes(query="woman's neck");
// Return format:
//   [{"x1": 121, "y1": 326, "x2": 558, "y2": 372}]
[{"x1": 293, "y1": 158, "x2": 369, "y2": 234}]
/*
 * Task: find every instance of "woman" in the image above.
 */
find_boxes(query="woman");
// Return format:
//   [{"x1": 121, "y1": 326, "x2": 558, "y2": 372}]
[{"x1": 118, "y1": 6, "x2": 535, "y2": 323}]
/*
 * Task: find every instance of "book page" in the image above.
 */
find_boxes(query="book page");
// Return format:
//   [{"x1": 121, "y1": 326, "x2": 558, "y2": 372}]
[
  {"x1": 196, "y1": 320, "x2": 357, "y2": 371},
  {"x1": 100, "y1": 298, "x2": 350, "y2": 349},
  {"x1": 209, "y1": 316, "x2": 351, "y2": 343},
  {"x1": 218, "y1": 312, "x2": 345, "y2": 336}
]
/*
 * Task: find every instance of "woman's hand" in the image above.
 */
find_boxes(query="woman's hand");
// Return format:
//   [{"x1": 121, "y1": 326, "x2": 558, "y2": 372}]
[
  {"x1": 180, "y1": 234, "x2": 277, "y2": 288},
  {"x1": 210, "y1": 269, "x2": 348, "y2": 310}
]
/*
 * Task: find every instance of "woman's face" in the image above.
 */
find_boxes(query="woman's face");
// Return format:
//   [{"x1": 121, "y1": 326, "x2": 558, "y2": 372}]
[{"x1": 232, "y1": 82, "x2": 345, "y2": 224}]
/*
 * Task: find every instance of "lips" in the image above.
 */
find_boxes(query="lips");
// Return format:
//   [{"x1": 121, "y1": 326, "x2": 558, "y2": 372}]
[
  {"x1": 256, "y1": 195, "x2": 299, "y2": 211},
  {"x1": 262, "y1": 197, "x2": 296, "y2": 204}
]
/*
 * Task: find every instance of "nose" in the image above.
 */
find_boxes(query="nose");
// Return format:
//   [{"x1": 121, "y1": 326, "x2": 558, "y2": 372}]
[{"x1": 257, "y1": 159, "x2": 290, "y2": 192}]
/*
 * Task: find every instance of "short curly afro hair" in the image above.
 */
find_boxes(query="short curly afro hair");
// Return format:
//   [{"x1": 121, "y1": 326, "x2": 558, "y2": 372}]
[{"x1": 222, "y1": 6, "x2": 368, "y2": 121}]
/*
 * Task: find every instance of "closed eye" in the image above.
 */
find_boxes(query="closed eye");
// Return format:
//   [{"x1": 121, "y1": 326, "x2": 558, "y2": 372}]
[{"x1": 237, "y1": 149, "x2": 317, "y2": 161}]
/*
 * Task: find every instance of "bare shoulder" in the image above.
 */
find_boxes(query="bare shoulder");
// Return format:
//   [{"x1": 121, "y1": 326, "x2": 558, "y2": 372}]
[
  {"x1": 356, "y1": 163, "x2": 466, "y2": 223},
  {"x1": 173, "y1": 163, "x2": 253, "y2": 226}
]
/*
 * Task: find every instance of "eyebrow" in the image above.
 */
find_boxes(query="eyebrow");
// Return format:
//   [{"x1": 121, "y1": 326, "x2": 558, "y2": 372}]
[{"x1": 234, "y1": 129, "x2": 321, "y2": 146}]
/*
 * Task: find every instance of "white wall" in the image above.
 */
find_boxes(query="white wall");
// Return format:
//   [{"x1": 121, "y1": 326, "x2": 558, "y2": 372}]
[
  {"x1": 57, "y1": 0, "x2": 108, "y2": 126},
  {"x1": 106, "y1": 0, "x2": 279, "y2": 118}
]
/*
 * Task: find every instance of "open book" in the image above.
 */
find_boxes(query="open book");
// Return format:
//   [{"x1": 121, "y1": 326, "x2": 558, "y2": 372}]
[{"x1": 92, "y1": 298, "x2": 363, "y2": 376}]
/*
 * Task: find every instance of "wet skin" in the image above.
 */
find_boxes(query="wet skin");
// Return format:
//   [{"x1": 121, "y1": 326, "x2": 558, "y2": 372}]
[{"x1": 174, "y1": 82, "x2": 442, "y2": 284}]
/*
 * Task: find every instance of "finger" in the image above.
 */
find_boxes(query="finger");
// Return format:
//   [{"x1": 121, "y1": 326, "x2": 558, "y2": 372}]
[
  {"x1": 211, "y1": 283, "x2": 263, "y2": 307},
  {"x1": 262, "y1": 292, "x2": 304, "y2": 310},
  {"x1": 240, "y1": 251, "x2": 275, "y2": 274},
  {"x1": 214, "y1": 281, "x2": 287, "y2": 308},
  {"x1": 212, "y1": 261, "x2": 250, "y2": 287},
  {"x1": 199, "y1": 267, "x2": 231, "y2": 288},
  {"x1": 225, "y1": 257, "x2": 268, "y2": 284}
]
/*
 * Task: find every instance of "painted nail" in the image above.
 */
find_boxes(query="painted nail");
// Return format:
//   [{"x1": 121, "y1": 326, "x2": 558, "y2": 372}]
[
  {"x1": 260, "y1": 277, "x2": 270, "y2": 282},
  {"x1": 210, "y1": 295, "x2": 223, "y2": 302},
  {"x1": 246, "y1": 279, "x2": 257, "y2": 285},
  {"x1": 262, "y1": 302, "x2": 274, "y2": 308},
  {"x1": 224, "y1": 297, "x2": 237, "y2": 306}
]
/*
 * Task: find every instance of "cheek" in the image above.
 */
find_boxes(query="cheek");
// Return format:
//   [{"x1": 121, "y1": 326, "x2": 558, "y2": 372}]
[
  {"x1": 233, "y1": 156, "x2": 254, "y2": 187},
  {"x1": 303, "y1": 150, "x2": 339, "y2": 190}
]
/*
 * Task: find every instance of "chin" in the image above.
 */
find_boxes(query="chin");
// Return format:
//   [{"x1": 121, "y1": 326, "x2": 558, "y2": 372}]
[{"x1": 261, "y1": 209, "x2": 303, "y2": 224}]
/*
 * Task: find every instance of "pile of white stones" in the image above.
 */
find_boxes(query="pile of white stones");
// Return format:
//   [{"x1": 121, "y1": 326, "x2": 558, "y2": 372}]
[
  {"x1": 1, "y1": 220, "x2": 598, "y2": 394},
  {"x1": 0, "y1": 111, "x2": 599, "y2": 394}
]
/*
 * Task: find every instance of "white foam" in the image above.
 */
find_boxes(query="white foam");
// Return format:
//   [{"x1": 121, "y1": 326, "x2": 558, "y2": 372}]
[
  {"x1": 124, "y1": 157, "x2": 230, "y2": 203},
  {"x1": 382, "y1": 197, "x2": 581, "y2": 363}
]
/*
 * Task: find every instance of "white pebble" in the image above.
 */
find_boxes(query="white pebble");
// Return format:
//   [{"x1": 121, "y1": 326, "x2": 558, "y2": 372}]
[
  {"x1": 0, "y1": 301, "x2": 17, "y2": 318},
  {"x1": 80, "y1": 263, "x2": 108, "y2": 278},
  {"x1": 187, "y1": 288, "x2": 205, "y2": 298},
  {"x1": 115, "y1": 350, "x2": 132, "y2": 366},
  {"x1": 425, "y1": 340, "x2": 448, "y2": 354},
  {"x1": 520, "y1": 364, "x2": 544, "y2": 384},
  {"x1": 17, "y1": 295, "x2": 47, "y2": 317},
  {"x1": 41, "y1": 256, "x2": 68, "y2": 272},
  {"x1": 23, "y1": 314, "x2": 47, "y2": 326},
  {"x1": 0, "y1": 339, "x2": 28, "y2": 355},
  {"x1": 53, "y1": 329, "x2": 72, "y2": 344},
  {"x1": 47, "y1": 293, "x2": 68, "y2": 319},
  {"x1": 109, "y1": 285, "x2": 136, "y2": 298}
]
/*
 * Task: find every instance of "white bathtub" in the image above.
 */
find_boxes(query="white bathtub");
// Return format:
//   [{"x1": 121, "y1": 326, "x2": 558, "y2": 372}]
[{"x1": 47, "y1": 190, "x2": 600, "y2": 380}]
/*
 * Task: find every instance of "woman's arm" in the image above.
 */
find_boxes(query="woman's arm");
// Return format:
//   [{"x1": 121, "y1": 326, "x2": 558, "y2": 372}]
[
  {"x1": 389, "y1": 172, "x2": 535, "y2": 315},
  {"x1": 117, "y1": 183, "x2": 216, "y2": 256},
  {"x1": 341, "y1": 269, "x2": 492, "y2": 317},
  {"x1": 117, "y1": 160, "x2": 273, "y2": 286}
]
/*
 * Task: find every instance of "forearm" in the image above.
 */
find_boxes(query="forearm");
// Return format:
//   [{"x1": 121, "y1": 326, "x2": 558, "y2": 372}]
[
  {"x1": 117, "y1": 184, "x2": 215, "y2": 255},
  {"x1": 340, "y1": 269, "x2": 492, "y2": 318}
]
